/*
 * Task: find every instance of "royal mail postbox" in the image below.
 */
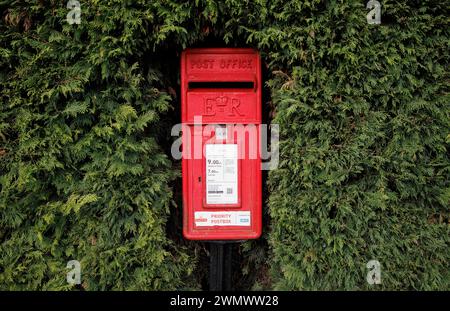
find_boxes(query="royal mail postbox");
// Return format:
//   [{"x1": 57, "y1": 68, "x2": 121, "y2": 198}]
[{"x1": 181, "y1": 48, "x2": 262, "y2": 240}]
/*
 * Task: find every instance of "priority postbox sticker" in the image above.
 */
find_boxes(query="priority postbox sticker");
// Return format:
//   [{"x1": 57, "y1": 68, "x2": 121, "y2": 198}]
[
  {"x1": 205, "y1": 144, "x2": 238, "y2": 205},
  {"x1": 194, "y1": 211, "x2": 251, "y2": 227}
]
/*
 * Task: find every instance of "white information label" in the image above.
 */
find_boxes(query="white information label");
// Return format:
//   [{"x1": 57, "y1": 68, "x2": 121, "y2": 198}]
[
  {"x1": 206, "y1": 144, "x2": 238, "y2": 205},
  {"x1": 195, "y1": 211, "x2": 251, "y2": 226}
]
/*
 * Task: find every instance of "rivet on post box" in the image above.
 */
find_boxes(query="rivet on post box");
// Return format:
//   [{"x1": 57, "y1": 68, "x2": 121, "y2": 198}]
[{"x1": 181, "y1": 48, "x2": 262, "y2": 240}]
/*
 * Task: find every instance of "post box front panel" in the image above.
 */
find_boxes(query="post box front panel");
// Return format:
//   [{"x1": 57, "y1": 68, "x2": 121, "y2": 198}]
[
  {"x1": 182, "y1": 125, "x2": 262, "y2": 240},
  {"x1": 181, "y1": 48, "x2": 262, "y2": 240}
]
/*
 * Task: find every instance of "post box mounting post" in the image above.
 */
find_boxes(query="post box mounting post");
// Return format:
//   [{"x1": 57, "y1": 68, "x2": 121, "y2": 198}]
[{"x1": 209, "y1": 242, "x2": 232, "y2": 291}]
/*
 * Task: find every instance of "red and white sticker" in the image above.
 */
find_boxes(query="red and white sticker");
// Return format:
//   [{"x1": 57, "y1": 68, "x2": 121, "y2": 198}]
[{"x1": 195, "y1": 211, "x2": 250, "y2": 227}]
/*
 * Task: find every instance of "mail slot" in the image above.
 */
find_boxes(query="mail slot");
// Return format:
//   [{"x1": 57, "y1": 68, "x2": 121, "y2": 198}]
[{"x1": 181, "y1": 48, "x2": 262, "y2": 240}]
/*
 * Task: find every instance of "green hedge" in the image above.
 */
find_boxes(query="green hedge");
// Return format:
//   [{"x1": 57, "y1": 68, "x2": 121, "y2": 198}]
[
  {"x1": 262, "y1": 1, "x2": 450, "y2": 290},
  {"x1": 0, "y1": 1, "x2": 196, "y2": 290},
  {"x1": 1, "y1": 0, "x2": 448, "y2": 290}
]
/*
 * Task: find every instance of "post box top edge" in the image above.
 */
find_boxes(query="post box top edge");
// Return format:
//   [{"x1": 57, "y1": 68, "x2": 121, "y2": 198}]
[{"x1": 182, "y1": 48, "x2": 259, "y2": 55}]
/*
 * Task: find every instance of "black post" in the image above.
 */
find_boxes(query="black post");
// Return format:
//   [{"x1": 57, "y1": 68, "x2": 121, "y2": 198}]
[
  {"x1": 209, "y1": 242, "x2": 233, "y2": 291},
  {"x1": 223, "y1": 243, "x2": 232, "y2": 291}
]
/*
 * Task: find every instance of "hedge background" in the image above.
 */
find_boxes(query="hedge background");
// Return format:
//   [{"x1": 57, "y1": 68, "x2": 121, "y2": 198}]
[{"x1": 0, "y1": 0, "x2": 448, "y2": 290}]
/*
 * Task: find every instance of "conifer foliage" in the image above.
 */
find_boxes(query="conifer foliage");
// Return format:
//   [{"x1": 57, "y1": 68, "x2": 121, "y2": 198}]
[
  {"x1": 0, "y1": 1, "x2": 195, "y2": 290},
  {"x1": 1, "y1": 0, "x2": 449, "y2": 290},
  {"x1": 258, "y1": 0, "x2": 450, "y2": 290}
]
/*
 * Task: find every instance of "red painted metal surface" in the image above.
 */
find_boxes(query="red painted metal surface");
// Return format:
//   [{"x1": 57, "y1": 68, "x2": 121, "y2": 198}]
[{"x1": 181, "y1": 48, "x2": 262, "y2": 240}]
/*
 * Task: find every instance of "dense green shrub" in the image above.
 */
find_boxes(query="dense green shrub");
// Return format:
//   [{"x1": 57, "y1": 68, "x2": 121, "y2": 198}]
[
  {"x1": 261, "y1": 1, "x2": 450, "y2": 290},
  {"x1": 1, "y1": 0, "x2": 448, "y2": 290},
  {"x1": 0, "y1": 1, "x2": 196, "y2": 290}
]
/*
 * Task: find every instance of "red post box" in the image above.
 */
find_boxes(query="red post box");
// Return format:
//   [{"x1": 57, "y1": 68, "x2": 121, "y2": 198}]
[{"x1": 181, "y1": 48, "x2": 262, "y2": 240}]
